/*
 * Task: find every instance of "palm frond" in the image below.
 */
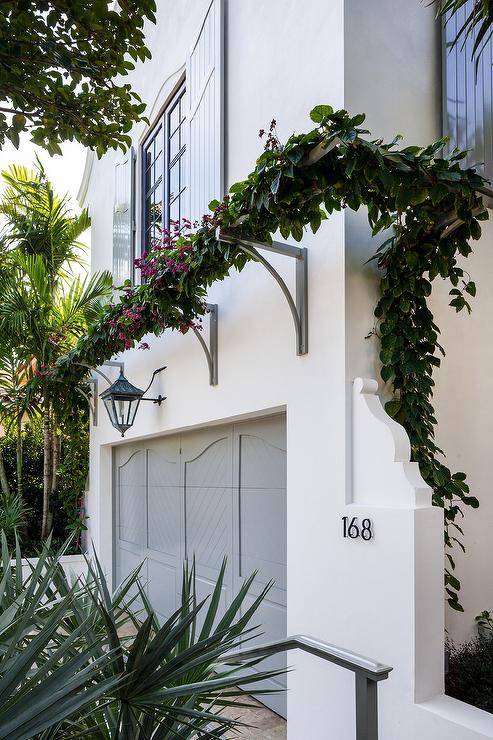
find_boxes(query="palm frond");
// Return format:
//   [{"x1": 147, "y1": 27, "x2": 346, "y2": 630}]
[
  {"x1": 436, "y1": 0, "x2": 493, "y2": 61},
  {"x1": 0, "y1": 540, "x2": 285, "y2": 739}
]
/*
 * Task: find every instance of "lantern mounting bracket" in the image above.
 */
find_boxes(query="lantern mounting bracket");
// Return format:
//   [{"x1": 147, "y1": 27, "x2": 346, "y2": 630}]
[
  {"x1": 80, "y1": 377, "x2": 98, "y2": 426},
  {"x1": 77, "y1": 361, "x2": 126, "y2": 427},
  {"x1": 218, "y1": 229, "x2": 308, "y2": 355},
  {"x1": 192, "y1": 303, "x2": 218, "y2": 386},
  {"x1": 140, "y1": 395, "x2": 166, "y2": 405}
]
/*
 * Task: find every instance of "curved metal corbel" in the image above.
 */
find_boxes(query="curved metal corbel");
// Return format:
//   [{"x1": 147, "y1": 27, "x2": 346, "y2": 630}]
[
  {"x1": 219, "y1": 230, "x2": 308, "y2": 355},
  {"x1": 192, "y1": 303, "x2": 218, "y2": 386}
]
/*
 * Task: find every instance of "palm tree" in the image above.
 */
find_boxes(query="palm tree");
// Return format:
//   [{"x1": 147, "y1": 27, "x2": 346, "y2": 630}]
[
  {"x1": 0, "y1": 350, "x2": 35, "y2": 536},
  {"x1": 0, "y1": 162, "x2": 112, "y2": 539}
]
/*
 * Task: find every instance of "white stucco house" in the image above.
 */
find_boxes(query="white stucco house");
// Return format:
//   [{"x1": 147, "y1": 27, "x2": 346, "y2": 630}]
[{"x1": 79, "y1": 0, "x2": 493, "y2": 737}]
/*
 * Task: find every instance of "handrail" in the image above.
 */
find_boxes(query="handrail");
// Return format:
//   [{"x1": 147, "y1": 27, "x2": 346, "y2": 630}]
[{"x1": 226, "y1": 634, "x2": 392, "y2": 740}]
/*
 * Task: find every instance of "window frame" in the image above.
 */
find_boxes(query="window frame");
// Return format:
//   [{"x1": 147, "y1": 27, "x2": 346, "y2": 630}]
[{"x1": 140, "y1": 81, "x2": 186, "y2": 258}]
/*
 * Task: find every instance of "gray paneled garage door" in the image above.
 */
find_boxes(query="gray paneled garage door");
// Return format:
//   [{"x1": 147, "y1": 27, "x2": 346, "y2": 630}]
[{"x1": 114, "y1": 414, "x2": 287, "y2": 716}]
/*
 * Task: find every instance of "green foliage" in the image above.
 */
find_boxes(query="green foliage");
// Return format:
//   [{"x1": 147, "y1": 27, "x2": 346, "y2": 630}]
[
  {"x1": 0, "y1": 417, "x2": 87, "y2": 554},
  {"x1": 0, "y1": 538, "x2": 281, "y2": 739},
  {"x1": 0, "y1": 492, "x2": 29, "y2": 545},
  {"x1": 435, "y1": 1, "x2": 493, "y2": 63},
  {"x1": 0, "y1": 537, "x2": 121, "y2": 740},
  {"x1": 0, "y1": 161, "x2": 113, "y2": 372},
  {"x1": 446, "y1": 635, "x2": 493, "y2": 712},
  {"x1": 0, "y1": 160, "x2": 90, "y2": 275},
  {"x1": 55, "y1": 105, "x2": 488, "y2": 610},
  {"x1": 0, "y1": 1, "x2": 156, "y2": 156},
  {"x1": 56, "y1": 404, "x2": 89, "y2": 543},
  {"x1": 476, "y1": 609, "x2": 493, "y2": 636},
  {"x1": 0, "y1": 161, "x2": 112, "y2": 540}
]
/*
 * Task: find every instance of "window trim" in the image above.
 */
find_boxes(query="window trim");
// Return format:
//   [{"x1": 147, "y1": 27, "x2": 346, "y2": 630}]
[{"x1": 140, "y1": 81, "x2": 186, "y2": 258}]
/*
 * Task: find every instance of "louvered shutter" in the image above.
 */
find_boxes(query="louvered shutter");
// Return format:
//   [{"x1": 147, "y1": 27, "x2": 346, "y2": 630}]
[
  {"x1": 113, "y1": 147, "x2": 136, "y2": 286},
  {"x1": 443, "y1": 3, "x2": 493, "y2": 181},
  {"x1": 186, "y1": 0, "x2": 224, "y2": 223}
]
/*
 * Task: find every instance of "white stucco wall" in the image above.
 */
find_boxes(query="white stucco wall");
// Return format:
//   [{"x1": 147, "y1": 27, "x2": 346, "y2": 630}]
[
  {"x1": 87, "y1": 1, "x2": 347, "y2": 735},
  {"x1": 430, "y1": 224, "x2": 493, "y2": 644},
  {"x1": 83, "y1": 0, "x2": 493, "y2": 736},
  {"x1": 344, "y1": 0, "x2": 493, "y2": 647}
]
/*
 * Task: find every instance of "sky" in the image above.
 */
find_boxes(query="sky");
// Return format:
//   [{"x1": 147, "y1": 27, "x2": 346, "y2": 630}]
[
  {"x1": 0, "y1": 136, "x2": 91, "y2": 263},
  {"x1": 0, "y1": 136, "x2": 87, "y2": 204}
]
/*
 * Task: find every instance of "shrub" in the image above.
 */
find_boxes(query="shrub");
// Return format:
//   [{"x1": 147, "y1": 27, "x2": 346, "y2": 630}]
[
  {"x1": 0, "y1": 413, "x2": 88, "y2": 554},
  {"x1": 0, "y1": 492, "x2": 29, "y2": 545},
  {"x1": 0, "y1": 539, "x2": 282, "y2": 739},
  {"x1": 446, "y1": 637, "x2": 493, "y2": 712}
]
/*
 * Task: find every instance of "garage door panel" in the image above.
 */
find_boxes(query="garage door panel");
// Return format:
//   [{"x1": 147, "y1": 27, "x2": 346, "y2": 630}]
[
  {"x1": 183, "y1": 433, "x2": 234, "y2": 619},
  {"x1": 114, "y1": 415, "x2": 286, "y2": 717},
  {"x1": 193, "y1": 573, "x2": 229, "y2": 633},
  {"x1": 239, "y1": 486, "x2": 287, "y2": 591},
  {"x1": 238, "y1": 433, "x2": 287, "y2": 489},
  {"x1": 115, "y1": 546, "x2": 146, "y2": 614},
  {"x1": 117, "y1": 448, "x2": 146, "y2": 485},
  {"x1": 147, "y1": 485, "x2": 181, "y2": 555},
  {"x1": 240, "y1": 593, "x2": 287, "y2": 717},
  {"x1": 184, "y1": 436, "x2": 230, "y2": 488},
  {"x1": 147, "y1": 442, "x2": 180, "y2": 485},
  {"x1": 186, "y1": 486, "x2": 231, "y2": 569},
  {"x1": 117, "y1": 450, "x2": 146, "y2": 546},
  {"x1": 147, "y1": 558, "x2": 179, "y2": 621},
  {"x1": 244, "y1": 594, "x2": 287, "y2": 682}
]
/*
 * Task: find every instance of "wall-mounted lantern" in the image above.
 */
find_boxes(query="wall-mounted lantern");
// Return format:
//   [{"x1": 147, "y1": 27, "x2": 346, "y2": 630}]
[{"x1": 99, "y1": 367, "x2": 166, "y2": 437}]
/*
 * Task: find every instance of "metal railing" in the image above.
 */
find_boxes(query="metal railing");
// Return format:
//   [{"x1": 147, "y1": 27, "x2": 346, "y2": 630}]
[{"x1": 229, "y1": 634, "x2": 392, "y2": 740}]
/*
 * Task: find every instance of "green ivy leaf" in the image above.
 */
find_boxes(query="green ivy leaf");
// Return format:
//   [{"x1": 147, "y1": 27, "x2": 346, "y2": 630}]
[
  {"x1": 385, "y1": 399, "x2": 401, "y2": 417},
  {"x1": 309, "y1": 105, "x2": 334, "y2": 123}
]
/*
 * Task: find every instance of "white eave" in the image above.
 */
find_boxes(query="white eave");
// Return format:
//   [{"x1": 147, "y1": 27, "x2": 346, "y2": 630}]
[{"x1": 77, "y1": 150, "x2": 95, "y2": 207}]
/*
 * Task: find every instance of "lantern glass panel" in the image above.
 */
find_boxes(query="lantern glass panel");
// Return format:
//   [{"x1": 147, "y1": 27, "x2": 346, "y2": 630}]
[{"x1": 99, "y1": 371, "x2": 146, "y2": 436}]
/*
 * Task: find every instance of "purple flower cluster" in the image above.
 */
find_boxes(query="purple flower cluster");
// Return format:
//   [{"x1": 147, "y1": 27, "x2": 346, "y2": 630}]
[
  {"x1": 106, "y1": 305, "x2": 146, "y2": 351},
  {"x1": 134, "y1": 251, "x2": 158, "y2": 278},
  {"x1": 102, "y1": 206, "x2": 233, "y2": 355},
  {"x1": 133, "y1": 218, "x2": 199, "y2": 281}
]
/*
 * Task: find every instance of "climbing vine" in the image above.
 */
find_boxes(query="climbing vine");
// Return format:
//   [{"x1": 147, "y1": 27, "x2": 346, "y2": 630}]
[{"x1": 55, "y1": 104, "x2": 489, "y2": 611}]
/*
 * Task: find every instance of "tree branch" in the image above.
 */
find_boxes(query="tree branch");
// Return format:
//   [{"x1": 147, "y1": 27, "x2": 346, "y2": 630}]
[{"x1": 0, "y1": 105, "x2": 35, "y2": 118}]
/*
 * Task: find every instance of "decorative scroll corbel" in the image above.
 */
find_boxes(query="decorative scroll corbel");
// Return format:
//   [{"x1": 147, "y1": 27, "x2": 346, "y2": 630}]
[
  {"x1": 192, "y1": 303, "x2": 218, "y2": 386},
  {"x1": 218, "y1": 229, "x2": 308, "y2": 355}
]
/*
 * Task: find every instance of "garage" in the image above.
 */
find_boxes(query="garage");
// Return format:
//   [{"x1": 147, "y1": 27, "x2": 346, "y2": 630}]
[{"x1": 113, "y1": 413, "x2": 287, "y2": 715}]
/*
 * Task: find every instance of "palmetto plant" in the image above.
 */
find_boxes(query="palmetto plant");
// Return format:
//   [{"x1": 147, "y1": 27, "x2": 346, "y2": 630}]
[
  {"x1": 0, "y1": 538, "x2": 283, "y2": 739},
  {"x1": 0, "y1": 492, "x2": 30, "y2": 545},
  {"x1": 0, "y1": 162, "x2": 113, "y2": 540}
]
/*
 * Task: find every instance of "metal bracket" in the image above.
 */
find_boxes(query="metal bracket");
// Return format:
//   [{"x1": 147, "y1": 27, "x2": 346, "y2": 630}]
[
  {"x1": 77, "y1": 361, "x2": 125, "y2": 427},
  {"x1": 192, "y1": 303, "x2": 218, "y2": 386},
  {"x1": 86, "y1": 377, "x2": 98, "y2": 426},
  {"x1": 219, "y1": 230, "x2": 308, "y2": 355}
]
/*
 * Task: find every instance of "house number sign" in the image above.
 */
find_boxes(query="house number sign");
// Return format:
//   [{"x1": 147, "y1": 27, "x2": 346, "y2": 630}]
[{"x1": 342, "y1": 516, "x2": 373, "y2": 541}]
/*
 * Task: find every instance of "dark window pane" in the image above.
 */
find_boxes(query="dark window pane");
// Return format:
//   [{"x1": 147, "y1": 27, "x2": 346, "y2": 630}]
[
  {"x1": 142, "y1": 84, "x2": 186, "y2": 252},
  {"x1": 153, "y1": 153, "x2": 162, "y2": 189},
  {"x1": 150, "y1": 182, "x2": 163, "y2": 227}
]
